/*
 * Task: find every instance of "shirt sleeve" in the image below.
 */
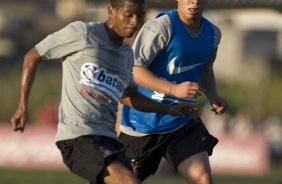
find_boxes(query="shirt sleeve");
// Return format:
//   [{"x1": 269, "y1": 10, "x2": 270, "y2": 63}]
[
  {"x1": 133, "y1": 15, "x2": 171, "y2": 68},
  {"x1": 213, "y1": 24, "x2": 222, "y2": 48},
  {"x1": 35, "y1": 21, "x2": 87, "y2": 60}
]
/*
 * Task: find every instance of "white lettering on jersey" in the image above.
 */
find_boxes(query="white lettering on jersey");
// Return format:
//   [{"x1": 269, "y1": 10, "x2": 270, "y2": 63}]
[{"x1": 79, "y1": 63, "x2": 126, "y2": 101}]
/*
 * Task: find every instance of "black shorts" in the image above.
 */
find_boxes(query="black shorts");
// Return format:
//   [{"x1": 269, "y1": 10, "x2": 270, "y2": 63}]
[
  {"x1": 56, "y1": 135, "x2": 132, "y2": 184},
  {"x1": 119, "y1": 119, "x2": 218, "y2": 181}
]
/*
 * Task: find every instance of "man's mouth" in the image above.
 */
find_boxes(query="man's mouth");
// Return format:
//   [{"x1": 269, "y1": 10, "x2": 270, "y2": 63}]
[
  {"x1": 188, "y1": 8, "x2": 199, "y2": 13},
  {"x1": 127, "y1": 28, "x2": 137, "y2": 33}
]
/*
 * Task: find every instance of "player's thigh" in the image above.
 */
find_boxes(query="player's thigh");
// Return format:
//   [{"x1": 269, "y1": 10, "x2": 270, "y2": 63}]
[
  {"x1": 177, "y1": 151, "x2": 212, "y2": 182},
  {"x1": 119, "y1": 132, "x2": 168, "y2": 181},
  {"x1": 103, "y1": 161, "x2": 140, "y2": 184},
  {"x1": 166, "y1": 119, "x2": 218, "y2": 168},
  {"x1": 166, "y1": 120, "x2": 217, "y2": 183},
  {"x1": 56, "y1": 135, "x2": 107, "y2": 183},
  {"x1": 57, "y1": 135, "x2": 134, "y2": 184}
]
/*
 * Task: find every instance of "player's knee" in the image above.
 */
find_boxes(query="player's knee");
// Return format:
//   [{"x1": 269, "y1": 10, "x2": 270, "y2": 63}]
[
  {"x1": 194, "y1": 172, "x2": 213, "y2": 184},
  {"x1": 183, "y1": 168, "x2": 213, "y2": 184},
  {"x1": 106, "y1": 173, "x2": 140, "y2": 184},
  {"x1": 121, "y1": 175, "x2": 140, "y2": 184},
  {"x1": 104, "y1": 162, "x2": 140, "y2": 184},
  {"x1": 201, "y1": 173, "x2": 212, "y2": 184}
]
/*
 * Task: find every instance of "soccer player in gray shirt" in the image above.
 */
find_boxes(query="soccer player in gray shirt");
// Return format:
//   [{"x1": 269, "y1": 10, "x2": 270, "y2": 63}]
[{"x1": 10, "y1": 0, "x2": 198, "y2": 184}]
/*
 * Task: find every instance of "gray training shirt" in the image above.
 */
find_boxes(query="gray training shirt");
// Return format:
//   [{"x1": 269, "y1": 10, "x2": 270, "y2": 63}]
[{"x1": 35, "y1": 21, "x2": 136, "y2": 141}]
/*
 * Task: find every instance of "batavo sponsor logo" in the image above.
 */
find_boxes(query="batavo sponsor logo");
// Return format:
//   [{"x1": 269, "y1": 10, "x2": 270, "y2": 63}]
[{"x1": 79, "y1": 63, "x2": 126, "y2": 101}]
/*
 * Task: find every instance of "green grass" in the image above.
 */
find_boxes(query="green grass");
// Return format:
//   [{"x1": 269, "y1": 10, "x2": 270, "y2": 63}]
[
  {"x1": 0, "y1": 168, "x2": 86, "y2": 184},
  {"x1": 1, "y1": 166, "x2": 282, "y2": 184}
]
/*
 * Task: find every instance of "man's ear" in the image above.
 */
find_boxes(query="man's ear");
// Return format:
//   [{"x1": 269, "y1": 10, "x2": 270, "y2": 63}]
[{"x1": 108, "y1": 5, "x2": 115, "y2": 18}]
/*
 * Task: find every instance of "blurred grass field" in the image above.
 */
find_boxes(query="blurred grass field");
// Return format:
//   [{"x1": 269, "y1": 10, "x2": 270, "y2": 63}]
[{"x1": 1, "y1": 165, "x2": 282, "y2": 184}]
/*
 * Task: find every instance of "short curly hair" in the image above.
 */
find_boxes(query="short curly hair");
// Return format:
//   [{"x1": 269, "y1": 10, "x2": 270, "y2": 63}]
[{"x1": 110, "y1": 0, "x2": 145, "y2": 8}]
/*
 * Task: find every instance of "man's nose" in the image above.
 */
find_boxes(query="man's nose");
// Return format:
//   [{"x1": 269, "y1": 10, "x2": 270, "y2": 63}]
[
  {"x1": 191, "y1": 0, "x2": 200, "y2": 5},
  {"x1": 130, "y1": 15, "x2": 138, "y2": 26}
]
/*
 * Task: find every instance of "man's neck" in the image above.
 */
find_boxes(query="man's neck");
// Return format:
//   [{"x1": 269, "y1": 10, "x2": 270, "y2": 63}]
[{"x1": 104, "y1": 22, "x2": 123, "y2": 46}]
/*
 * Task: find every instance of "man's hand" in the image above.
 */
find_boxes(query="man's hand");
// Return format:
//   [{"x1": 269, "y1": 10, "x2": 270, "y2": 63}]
[
  {"x1": 171, "y1": 81, "x2": 202, "y2": 99},
  {"x1": 169, "y1": 103, "x2": 199, "y2": 119},
  {"x1": 210, "y1": 97, "x2": 227, "y2": 115},
  {"x1": 10, "y1": 108, "x2": 27, "y2": 133}
]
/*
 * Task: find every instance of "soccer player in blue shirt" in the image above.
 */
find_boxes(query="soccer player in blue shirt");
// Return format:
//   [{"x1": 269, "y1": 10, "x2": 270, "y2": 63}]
[{"x1": 119, "y1": 0, "x2": 227, "y2": 183}]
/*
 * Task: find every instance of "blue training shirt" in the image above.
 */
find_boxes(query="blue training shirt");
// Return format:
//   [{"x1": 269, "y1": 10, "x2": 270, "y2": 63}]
[{"x1": 121, "y1": 10, "x2": 215, "y2": 134}]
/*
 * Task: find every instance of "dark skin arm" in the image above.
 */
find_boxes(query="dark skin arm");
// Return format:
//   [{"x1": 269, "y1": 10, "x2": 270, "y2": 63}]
[
  {"x1": 120, "y1": 86, "x2": 199, "y2": 118},
  {"x1": 11, "y1": 47, "x2": 43, "y2": 132}
]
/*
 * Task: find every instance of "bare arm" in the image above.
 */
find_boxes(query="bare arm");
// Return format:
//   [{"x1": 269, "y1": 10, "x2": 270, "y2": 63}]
[
  {"x1": 200, "y1": 67, "x2": 218, "y2": 101},
  {"x1": 11, "y1": 47, "x2": 43, "y2": 132},
  {"x1": 199, "y1": 26, "x2": 227, "y2": 114},
  {"x1": 120, "y1": 87, "x2": 199, "y2": 118},
  {"x1": 200, "y1": 65, "x2": 227, "y2": 115},
  {"x1": 133, "y1": 66, "x2": 200, "y2": 99}
]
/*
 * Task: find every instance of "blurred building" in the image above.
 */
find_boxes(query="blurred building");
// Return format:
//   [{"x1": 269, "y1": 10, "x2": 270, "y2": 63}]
[
  {"x1": 0, "y1": 0, "x2": 281, "y2": 175},
  {"x1": 0, "y1": 0, "x2": 282, "y2": 84}
]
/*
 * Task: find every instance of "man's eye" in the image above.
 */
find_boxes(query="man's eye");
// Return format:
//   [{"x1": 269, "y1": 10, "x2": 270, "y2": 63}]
[
  {"x1": 137, "y1": 14, "x2": 145, "y2": 20},
  {"x1": 124, "y1": 13, "x2": 132, "y2": 17}
]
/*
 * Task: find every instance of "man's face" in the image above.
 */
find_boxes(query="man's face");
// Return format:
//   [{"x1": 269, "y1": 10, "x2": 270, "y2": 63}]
[
  {"x1": 109, "y1": 1, "x2": 145, "y2": 38},
  {"x1": 177, "y1": 0, "x2": 207, "y2": 21}
]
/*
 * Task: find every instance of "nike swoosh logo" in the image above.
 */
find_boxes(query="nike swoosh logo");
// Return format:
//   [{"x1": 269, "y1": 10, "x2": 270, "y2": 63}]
[{"x1": 167, "y1": 57, "x2": 205, "y2": 75}]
